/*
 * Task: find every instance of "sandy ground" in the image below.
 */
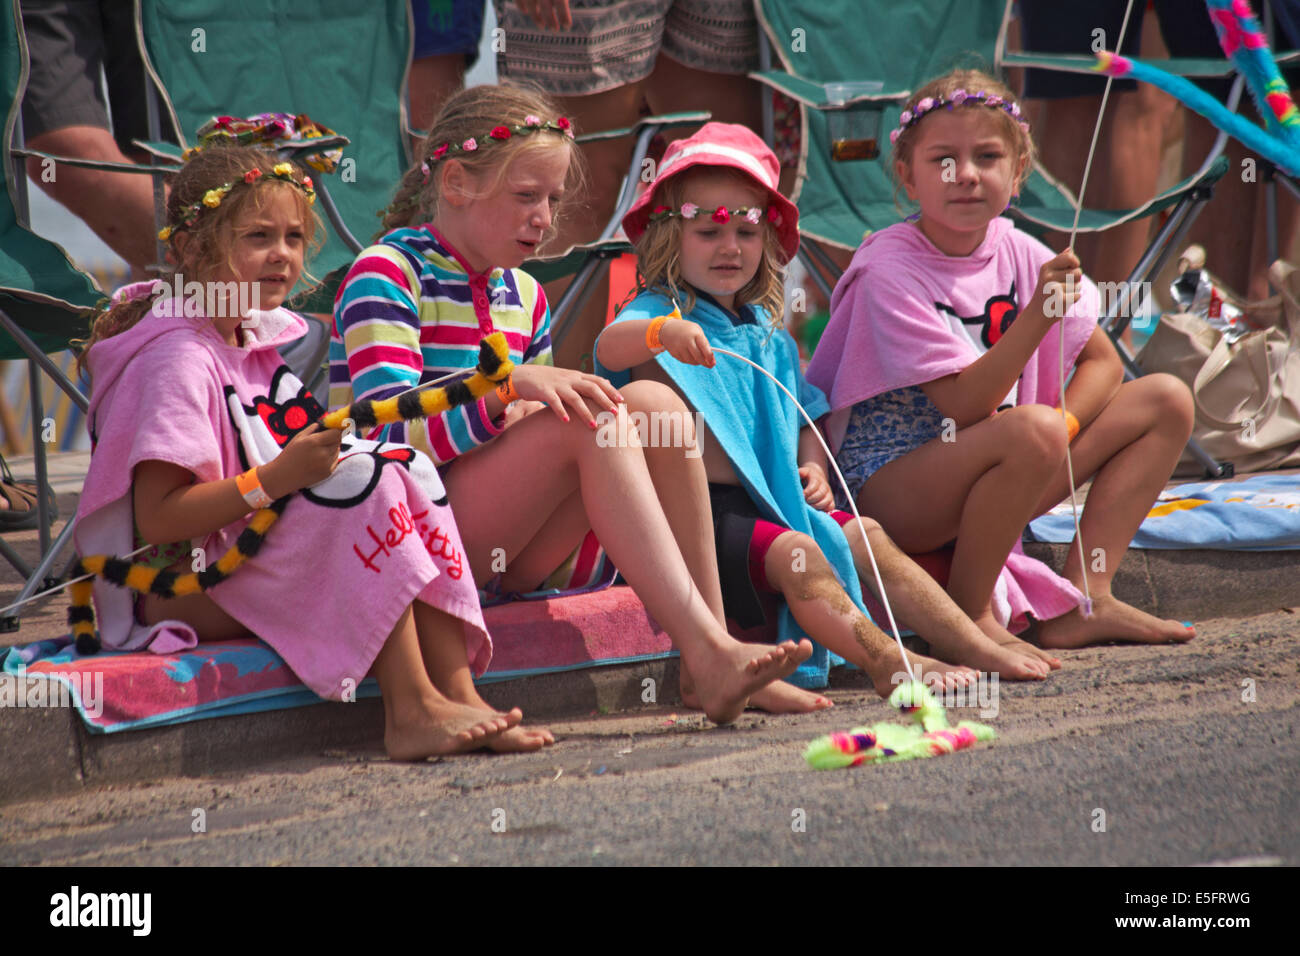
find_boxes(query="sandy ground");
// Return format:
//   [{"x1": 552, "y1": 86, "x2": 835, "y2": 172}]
[{"x1": 2, "y1": 608, "x2": 1296, "y2": 866}]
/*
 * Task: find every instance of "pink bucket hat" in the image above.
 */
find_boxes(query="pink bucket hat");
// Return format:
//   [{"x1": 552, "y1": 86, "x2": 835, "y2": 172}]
[{"x1": 622, "y1": 122, "x2": 800, "y2": 262}]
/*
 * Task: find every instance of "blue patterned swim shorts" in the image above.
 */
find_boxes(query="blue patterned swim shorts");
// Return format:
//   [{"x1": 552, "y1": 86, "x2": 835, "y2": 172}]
[{"x1": 834, "y1": 385, "x2": 947, "y2": 508}]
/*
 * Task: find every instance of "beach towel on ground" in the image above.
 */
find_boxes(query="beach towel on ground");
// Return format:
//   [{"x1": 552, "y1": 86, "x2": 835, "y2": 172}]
[
  {"x1": 596, "y1": 289, "x2": 867, "y2": 688},
  {"x1": 1030, "y1": 472, "x2": 1300, "y2": 550},
  {"x1": 75, "y1": 283, "x2": 489, "y2": 699}
]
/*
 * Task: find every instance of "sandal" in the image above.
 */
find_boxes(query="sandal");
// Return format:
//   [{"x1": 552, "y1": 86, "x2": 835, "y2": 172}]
[{"x1": 0, "y1": 456, "x2": 57, "y2": 531}]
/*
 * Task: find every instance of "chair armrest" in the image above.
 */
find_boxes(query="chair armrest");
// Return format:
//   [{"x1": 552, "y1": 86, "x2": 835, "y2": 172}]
[
  {"x1": 12, "y1": 148, "x2": 172, "y2": 174},
  {"x1": 576, "y1": 110, "x2": 712, "y2": 144},
  {"x1": 748, "y1": 70, "x2": 909, "y2": 108}
]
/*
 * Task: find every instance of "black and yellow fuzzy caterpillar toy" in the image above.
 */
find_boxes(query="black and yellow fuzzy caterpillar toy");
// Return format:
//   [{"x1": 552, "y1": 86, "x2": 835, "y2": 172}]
[{"x1": 68, "y1": 334, "x2": 513, "y2": 655}]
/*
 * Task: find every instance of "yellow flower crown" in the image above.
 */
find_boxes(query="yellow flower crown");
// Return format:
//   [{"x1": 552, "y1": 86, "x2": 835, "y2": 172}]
[{"x1": 157, "y1": 163, "x2": 316, "y2": 241}]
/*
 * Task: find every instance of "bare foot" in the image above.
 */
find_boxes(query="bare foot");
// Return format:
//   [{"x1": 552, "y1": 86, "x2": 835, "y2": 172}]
[
  {"x1": 455, "y1": 692, "x2": 556, "y2": 752},
  {"x1": 684, "y1": 638, "x2": 814, "y2": 725},
  {"x1": 482, "y1": 724, "x2": 556, "y2": 752},
  {"x1": 972, "y1": 613, "x2": 1059, "y2": 673},
  {"x1": 384, "y1": 701, "x2": 522, "y2": 761},
  {"x1": 912, "y1": 615, "x2": 1052, "y2": 681},
  {"x1": 859, "y1": 647, "x2": 979, "y2": 698},
  {"x1": 682, "y1": 676, "x2": 833, "y2": 714},
  {"x1": 1037, "y1": 593, "x2": 1195, "y2": 649}
]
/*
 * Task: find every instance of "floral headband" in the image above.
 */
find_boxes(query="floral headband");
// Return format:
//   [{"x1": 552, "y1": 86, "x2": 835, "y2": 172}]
[
  {"x1": 420, "y1": 115, "x2": 575, "y2": 182},
  {"x1": 158, "y1": 162, "x2": 315, "y2": 241},
  {"x1": 648, "y1": 204, "x2": 779, "y2": 226},
  {"x1": 889, "y1": 89, "x2": 1029, "y2": 145}
]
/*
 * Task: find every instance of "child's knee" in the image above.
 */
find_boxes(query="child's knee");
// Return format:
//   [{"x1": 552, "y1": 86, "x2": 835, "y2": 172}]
[
  {"x1": 843, "y1": 516, "x2": 883, "y2": 553},
  {"x1": 770, "y1": 531, "x2": 832, "y2": 593},
  {"x1": 996, "y1": 404, "x2": 1069, "y2": 464},
  {"x1": 620, "y1": 379, "x2": 688, "y2": 416},
  {"x1": 1142, "y1": 373, "x2": 1195, "y2": 435}
]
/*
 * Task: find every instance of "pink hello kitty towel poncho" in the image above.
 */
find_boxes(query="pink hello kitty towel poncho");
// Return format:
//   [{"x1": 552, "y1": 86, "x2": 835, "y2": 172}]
[
  {"x1": 806, "y1": 218, "x2": 1096, "y2": 630},
  {"x1": 74, "y1": 284, "x2": 490, "y2": 698}
]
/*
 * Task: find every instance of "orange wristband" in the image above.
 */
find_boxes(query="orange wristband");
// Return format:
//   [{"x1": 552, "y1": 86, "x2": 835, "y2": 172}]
[
  {"x1": 646, "y1": 313, "x2": 676, "y2": 353},
  {"x1": 235, "y1": 466, "x2": 273, "y2": 510},
  {"x1": 1056, "y1": 407, "x2": 1080, "y2": 442},
  {"x1": 496, "y1": 373, "x2": 520, "y2": 405}
]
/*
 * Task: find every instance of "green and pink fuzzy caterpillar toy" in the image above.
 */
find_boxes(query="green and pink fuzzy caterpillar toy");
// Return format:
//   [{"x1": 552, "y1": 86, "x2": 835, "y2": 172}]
[{"x1": 803, "y1": 680, "x2": 995, "y2": 769}]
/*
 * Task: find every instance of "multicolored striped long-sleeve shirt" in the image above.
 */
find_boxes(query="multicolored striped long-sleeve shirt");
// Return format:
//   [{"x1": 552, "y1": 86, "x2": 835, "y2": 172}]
[{"x1": 330, "y1": 225, "x2": 553, "y2": 466}]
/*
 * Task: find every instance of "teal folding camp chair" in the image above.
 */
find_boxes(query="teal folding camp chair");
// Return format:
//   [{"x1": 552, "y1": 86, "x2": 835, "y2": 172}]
[
  {"x1": 1, "y1": 0, "x2": 99, "y2": 627},
  {"x1": 122, "y1": 0, "x2": 419, "y2": 392},
  {"x1": 133, "y1": 0, "x2": 414, "y2": 278},
  {"x1": 752, "y1": 0, "x2": 1238, "y2": 476},
  {"x1": 526, "y1": 110, "x2": 710, "y2": 354}
]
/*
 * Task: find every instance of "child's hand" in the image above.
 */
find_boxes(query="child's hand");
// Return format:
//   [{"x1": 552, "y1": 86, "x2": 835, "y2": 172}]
[
  {"x1": 1028, "y1": 249, "x2": 1084, "y2": 324},
  {"x1": 511, "y1": 364, "x2": 624, "y2": 428},
  {"x1": 799, "y1": 463, "x2": 835, "y2": 512},
  {"x1": 262, "y1": 423, "x2": 341, "y2": 497},
  {"x1": 502, "y1": 399, "x2": 547, "y2": 428},
  {"x1": 658, "y1": 319, "x2": 716, "y2": 368}
]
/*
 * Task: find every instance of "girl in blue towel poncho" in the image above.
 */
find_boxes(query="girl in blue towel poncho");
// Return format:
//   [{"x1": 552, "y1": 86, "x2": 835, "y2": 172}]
[{"x1": 596, "y1": 124, "x2": 1060, "y2": 708}]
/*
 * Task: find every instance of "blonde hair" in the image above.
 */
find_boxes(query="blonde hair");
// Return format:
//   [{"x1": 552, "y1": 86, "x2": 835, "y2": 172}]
[
  {"x1": 379, "y1": 83, "x2": 586, "y2": 245},
  {"x1": 632, "y1": 167, "x2": 786, "y2": 325},
  {"x1": 77, "y1": 144, "x2": 322, "y2": 379},
  {"x1": 890, "y1": 68, "x2": 1036, "y2": 214}
]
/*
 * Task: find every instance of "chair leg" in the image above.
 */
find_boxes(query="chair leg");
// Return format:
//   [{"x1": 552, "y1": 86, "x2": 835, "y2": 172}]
[
  {"x1": 0, "y1": 536, "x2": 34, "y2": 582},
  {"x1": 28, "y1": 360, "x2": 51, "y2": 558},
  {"x1": 798, "y1": 242, "x2": 840, "y2": 301},
  {"x1": 0, "y1": 516, "x2": 78, "y2": 632}
]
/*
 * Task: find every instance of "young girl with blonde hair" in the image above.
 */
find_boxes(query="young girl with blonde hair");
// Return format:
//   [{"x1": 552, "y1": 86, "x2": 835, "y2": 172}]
[
  {"x1": 597, "y1": 122, "x2": 1062, "y2": 698},
  {"x1": 333, "y1": 86, "x2": 813, "y2": 722}
]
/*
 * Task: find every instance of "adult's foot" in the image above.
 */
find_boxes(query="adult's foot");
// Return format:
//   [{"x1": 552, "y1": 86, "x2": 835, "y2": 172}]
[{"x1": 858, "y1": 647, "x2": 979, "y2": 698}]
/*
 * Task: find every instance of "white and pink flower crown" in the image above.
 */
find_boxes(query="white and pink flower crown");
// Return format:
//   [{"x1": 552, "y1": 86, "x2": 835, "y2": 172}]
[
  {"x1": 648, "y1": 203, "x2": 780, "y2": 226},
  {"x1": 420, "y1": 115, "x2": 575, "y2": 182},
  {"x1": 889, "y1": 89, "x2": 1029, "y2": 146}
]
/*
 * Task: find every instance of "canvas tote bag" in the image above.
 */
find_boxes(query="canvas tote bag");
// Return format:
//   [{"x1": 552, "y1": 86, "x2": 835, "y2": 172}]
[{"x1": 1136, "y1": 260, "x2": 1300, "y2": 475}]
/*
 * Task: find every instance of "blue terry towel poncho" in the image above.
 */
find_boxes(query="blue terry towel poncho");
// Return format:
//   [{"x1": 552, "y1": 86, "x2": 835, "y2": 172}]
[{"x1": 596, "y1": 288, "x2": 874, "y2": 688}]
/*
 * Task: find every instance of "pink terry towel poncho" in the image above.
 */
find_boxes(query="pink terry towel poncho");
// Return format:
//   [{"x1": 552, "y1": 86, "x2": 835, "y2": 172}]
[
  {"x1": 806, "y1": 218, "x2": 1098, "y2": 630},
  {"x1": 74, "y1": 283, "x2": 490, "y2": 698}
]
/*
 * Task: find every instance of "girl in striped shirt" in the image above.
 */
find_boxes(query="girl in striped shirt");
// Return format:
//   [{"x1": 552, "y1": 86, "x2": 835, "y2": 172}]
[{"x1": 333, "y1": 84, "x2": 813, "y2": 724}]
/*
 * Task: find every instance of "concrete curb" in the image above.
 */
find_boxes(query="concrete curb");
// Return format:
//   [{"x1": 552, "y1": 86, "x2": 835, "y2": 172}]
[
  {"x1": 0, "y1": 658, "x2": 684, "y2": 805},
  {"x1": 3, "y1": 544, "x2": 1297, "y2": 805}
]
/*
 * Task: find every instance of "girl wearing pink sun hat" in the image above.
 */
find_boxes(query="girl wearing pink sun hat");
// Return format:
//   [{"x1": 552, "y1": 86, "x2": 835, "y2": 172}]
[{"x1": 623, "y1": 121, "x2": 800, "y2": 262}]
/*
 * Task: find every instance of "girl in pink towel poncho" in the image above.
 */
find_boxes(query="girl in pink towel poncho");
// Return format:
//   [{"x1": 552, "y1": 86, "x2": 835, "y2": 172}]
[
  {"x1": 805, "y1": 69, "x2": 1197, "y2": 660},
  {"x1": 75, "y1": 145, "x2": 551, "y2": 760}
]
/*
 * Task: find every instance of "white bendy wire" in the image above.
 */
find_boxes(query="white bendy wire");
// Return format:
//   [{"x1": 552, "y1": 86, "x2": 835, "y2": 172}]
[
  {"x1": 709, "y1": 346, "x2": 918, "y2": 684},
  {"x1": 1053, "y1": 0, "x2": 1137, "y2": 617}
]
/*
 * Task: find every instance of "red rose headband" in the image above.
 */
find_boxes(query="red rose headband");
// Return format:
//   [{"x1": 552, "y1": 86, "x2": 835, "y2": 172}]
[
  {"x1": 648, "y1": 203, "x2": 781, "y2": 226},
  {"x1": 420, "y1": 115, "x2": 575, "y2": 183}
]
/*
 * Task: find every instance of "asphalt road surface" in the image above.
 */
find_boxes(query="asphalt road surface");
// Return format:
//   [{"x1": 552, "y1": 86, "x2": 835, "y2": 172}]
[{"x1": 3, "y1": 610, "x2": 1297, "y2": 867}]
